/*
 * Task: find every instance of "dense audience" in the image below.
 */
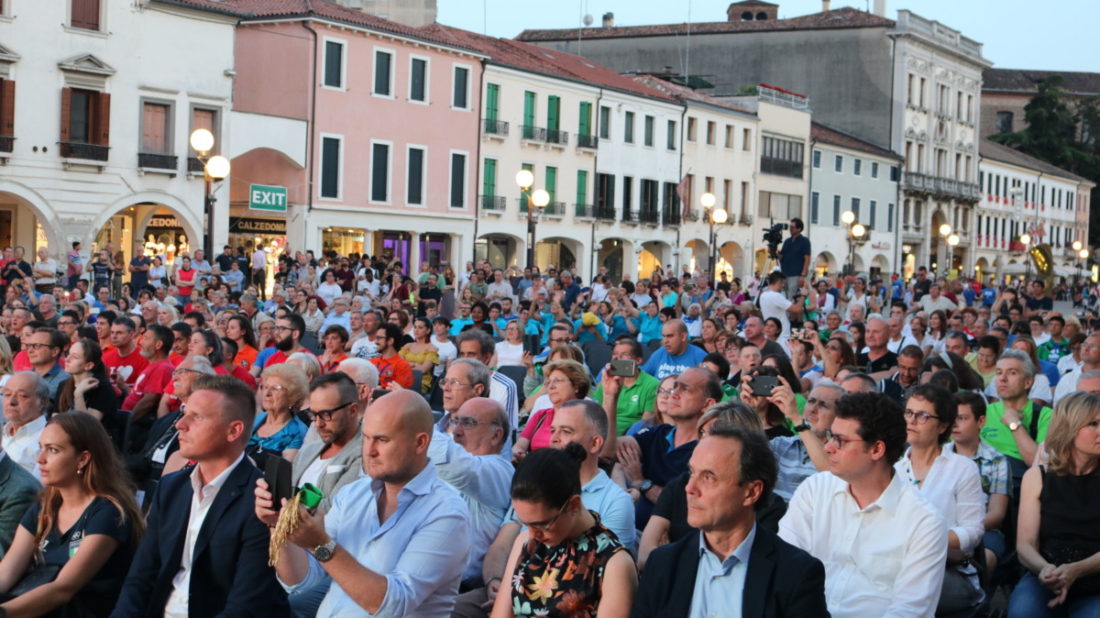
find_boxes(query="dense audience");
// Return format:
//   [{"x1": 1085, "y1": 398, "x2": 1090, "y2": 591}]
[{"x1": 0, "y1": 236, "x2": 1095, "y2": 617}]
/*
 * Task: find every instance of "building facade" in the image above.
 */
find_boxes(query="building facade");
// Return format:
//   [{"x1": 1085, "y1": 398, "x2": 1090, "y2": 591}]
[
  {"x1": 0, "y1": 0, "x2": 236, "y2": 269},
  {"x1": 809, "y1": 122, "x2": 902, "y2": 279},
  {"x1": 976, "y1": 139, "x2": 1093, "y2": 284}
]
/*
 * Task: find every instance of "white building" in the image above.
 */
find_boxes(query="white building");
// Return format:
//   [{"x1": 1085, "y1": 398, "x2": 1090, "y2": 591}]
[
  {"x1": 976, "y1": 139, "x2": 1094, "y2": 284},
  {"x1": 809, "y1": 121, "x2": 902, "y2": 278},
  {"x1": 0, "y1": 0, "x2": 236, "y2": 268}
]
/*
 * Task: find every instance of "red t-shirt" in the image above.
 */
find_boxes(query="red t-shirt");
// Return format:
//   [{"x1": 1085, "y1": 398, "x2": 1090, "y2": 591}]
[
  {"x1": 122, "y1": 360, "x2": 174, "y2": 410},
  {"x1": 231, "y1": 366, "x2": 258, "y2": 390},
  {"x1": 102, "y1": 347, "x2": 149, "y2": 389},
  {"x1": 176, "y1": 268, "x2": 196, "y2": 295},
  {"x1": 12, "y1": 350, "x2": 30, "y2": 372},
  {"x1": 371, "y1": 354, "x2": 413, "y2": 389}
]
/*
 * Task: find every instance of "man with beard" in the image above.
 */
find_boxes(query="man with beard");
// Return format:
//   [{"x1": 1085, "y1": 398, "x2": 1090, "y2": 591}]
[{"x1": 266, "y1": 313, "x2": 311, "y2": 368}]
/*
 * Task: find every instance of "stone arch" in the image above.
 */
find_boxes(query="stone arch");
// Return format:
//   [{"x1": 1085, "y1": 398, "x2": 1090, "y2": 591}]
[
  {"x1": 595, "y1": 237, "x2": 631, "y2": 282},
  {"x1": 92, "y1": 191, "x2": 204, "y2": 253},
  {"x1": 717, "y1": 241, "x2": 746, "y2": 282},
  {"x1": 0, "y1": 179, "x2": 65, "y2": 254},
  {"x1": 814, "y1": 251, "x2": 838, "y2": 278}
]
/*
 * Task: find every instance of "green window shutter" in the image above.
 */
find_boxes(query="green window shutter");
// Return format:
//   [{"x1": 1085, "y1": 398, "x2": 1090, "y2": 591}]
[
  {"x1": 523, "y1": 91, "x2": 536, "y2": 138},
  {"x1": 547, "y1": 95, "x2": 560, "y2": 132},
  {"x1": 520, "y1": 162, "x2": 533, "y2": 212},
  {"x1": 576, "y1": 170, "x2": 588, "y2": 206},
  {"x1": 546, "y1": 167, "x2": 557, "y2": 204},
  {"x1": 483, "y1": 158, "x2": 496, "y2": 197},
  {"x1": 579, "y1": 102, "x2": 591, "y2": 135},
  {"x1": 486, "y1": 84, "x2": 499, "y2": 122}
]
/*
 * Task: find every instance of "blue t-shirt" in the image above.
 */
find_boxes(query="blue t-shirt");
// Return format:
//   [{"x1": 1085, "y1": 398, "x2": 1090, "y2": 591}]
[
  {"x1": 779, "y1": 234, "x2": 811, "y2": 277},
  {"x1": 130, "y1": 256, "x2": 151, "y2": 291},
  {"x1": 573, "y1": 318, "x2": 608, "y2": 345},
  {"x1": 641, "y1": 345, "x2": 708, "y2": 379},
  {"x1": 638, "y1": 314, "x2": 663, "y2": 344},
  {"x1": 250, "y1": 412, "x2": 308, "y2": 454},
  {"x1": 962, "y1": 287, "x2": 976, "y2": 307},
  {"x1": 982, "y1": 288, "x2": 997, "y2": 307}
]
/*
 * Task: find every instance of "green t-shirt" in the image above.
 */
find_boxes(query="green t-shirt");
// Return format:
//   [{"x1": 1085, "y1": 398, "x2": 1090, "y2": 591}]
[
  {"x1": 592, "y1": 371, "x2": 660, "y2": 435},
  {"x1": 981, "y1": 400, "x2": 1053, "y2": 461}
]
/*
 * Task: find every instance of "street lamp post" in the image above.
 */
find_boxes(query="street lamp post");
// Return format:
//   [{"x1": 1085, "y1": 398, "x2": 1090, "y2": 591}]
[
  {"x1": 840, "y1": 210, "x2": 863, "y2": 276},
  {"x1": 516, "y1": 170, "x2": 549, "y2": 270},
  {"x1": 1019, "y1": 230, "x2": 1032, "y2": 283},
  {"x1": 189, "y1": 129, "x2": 230, "y2": 262},
  {"x1": 700, "y1": 192, "x2": 727, "y2": 282},
  {"x1": 938, "y1": 223, "x2": 953, "y2": 278}
]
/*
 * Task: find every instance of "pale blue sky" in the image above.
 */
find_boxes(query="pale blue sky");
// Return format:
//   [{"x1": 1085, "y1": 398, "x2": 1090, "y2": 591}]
[{"x1": 437, "y1": 0, "x2": 1098, "y2": 72}]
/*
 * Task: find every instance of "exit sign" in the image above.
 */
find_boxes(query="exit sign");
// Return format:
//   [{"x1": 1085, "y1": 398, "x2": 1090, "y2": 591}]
[{"x1": 249, "y1": 184, "x2": 288, "y2": 212}]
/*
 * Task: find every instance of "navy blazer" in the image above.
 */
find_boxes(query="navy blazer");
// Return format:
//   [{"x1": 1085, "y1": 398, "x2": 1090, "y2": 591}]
[
  {"x1": 111, "y1": 457, "x2": 289, "y2": 617},
  {"x1": 631, "y1": 526, "x2": 829, "y2": 618}
]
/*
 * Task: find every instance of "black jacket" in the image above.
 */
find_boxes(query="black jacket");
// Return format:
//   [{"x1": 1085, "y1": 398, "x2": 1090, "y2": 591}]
[{"x1": 632, "y1": 527, "x2": 829, "y2": 618}]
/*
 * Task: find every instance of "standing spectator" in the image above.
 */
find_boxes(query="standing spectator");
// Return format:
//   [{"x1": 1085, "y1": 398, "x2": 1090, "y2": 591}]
[
  {"x1": 779, "y1": 392, "x2": 948, "y2": 617},
  {"x1": 215, "y1": 245, "x2": 235, "y2": 274},
  {"x1": 129, "y1": 244, "x2": 151, "y2": 293},
  {"x1": 758, "y1": 272, "x2": 802, "y2": 345},
  {"x1": 65, "y1": 241, "x2": 83, "y2": 290},
  {"x1": 31, "y1": 246, "x2": 59, "y2": 295},
  {"x1": 256, "y1": 390, "x2": 469, "y2": 617},
  {"x1": 190, "y1": 249, "x2": 211, "y2": 277},
  {"x1": 89, "y1": 250, "x2": 114, "y2": 295},
  {"x1": 252, "y1": 242, "x2": 268, "y2": 299},
  {"x1": 1, "y1": 247, "x2": 31, "y2": 289},
  {"x1": 114, "y1": 376, "x2": 288, "y2": 616},
  {"x1": 777, "y1": 217, "x2": 811, "y2": 298},
  {"x1": 0, "y1": 413, "x2": 141, "y2": 617}
]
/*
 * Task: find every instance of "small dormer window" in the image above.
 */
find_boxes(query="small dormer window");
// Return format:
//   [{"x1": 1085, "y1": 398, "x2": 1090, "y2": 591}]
[
  {"x1": 741, "y1": 11, "x2": 753, "y2": 20},
  {"x1": 756, "y1": 11, "x2": 767, "y2": 19}
]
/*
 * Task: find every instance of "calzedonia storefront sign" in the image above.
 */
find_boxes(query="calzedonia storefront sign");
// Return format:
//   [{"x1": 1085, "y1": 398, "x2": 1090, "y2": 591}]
[{"x1": 230, "y1": 217, "x2": 287, "y2": 234}]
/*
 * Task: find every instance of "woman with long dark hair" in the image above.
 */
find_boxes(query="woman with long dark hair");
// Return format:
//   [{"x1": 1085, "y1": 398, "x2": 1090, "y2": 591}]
[
  {"x1": 0, "y1": 413, "x2": 143, "y2": 616},
  {"x1": 57, "y1": 339, "x2": 119, "y2": 424},
  {"x1": 225, "y1": 315, "x2": 259, "y2": 372}
]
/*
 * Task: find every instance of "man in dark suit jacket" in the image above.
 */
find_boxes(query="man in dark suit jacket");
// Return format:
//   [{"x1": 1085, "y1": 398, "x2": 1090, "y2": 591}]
[
  {"x1": 0, "y1": 449, "x2": 40, "y2": 559},
  {"x1": 112, "y1": 376, "x2": 288, "y2": 617},
  {"x1": 632, "y1": 426, "x2": 828, "y2": 618}
]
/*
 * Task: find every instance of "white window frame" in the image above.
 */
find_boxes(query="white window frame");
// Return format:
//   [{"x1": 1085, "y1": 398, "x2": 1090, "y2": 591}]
[
  {"x1": 451, "y1": 63, "x2": 473, "y2": 111},
  {"x1": 448, "y1": 149, "x2": 470, "y2": 209},
  {"x1": 318, "y1": 133, "x2": 344, "y2": 201},
  {"x1": 321, "y1": 37, "x2": 347, "y2": 91},
  {"x1": 405, "y1": 144, "x2": 428, "y2": 207},
  {"x1": 407, "y1": 54, "x2": 430, "y2": 105},
  {"x1": 369, "y1": 138, "x2": 393, "y2": 205},
  {"x1": 372, "y1": 47, "x2": 396, "y2": 99}
]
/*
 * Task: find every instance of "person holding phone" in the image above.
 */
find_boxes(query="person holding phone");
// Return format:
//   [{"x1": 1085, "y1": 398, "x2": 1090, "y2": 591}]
[
  {"x1": 593, "y1": 338, "x2": 660, "y2": 436},
  {"x1": 739, "y1": 366, "x2": 794, "y2": 439}
]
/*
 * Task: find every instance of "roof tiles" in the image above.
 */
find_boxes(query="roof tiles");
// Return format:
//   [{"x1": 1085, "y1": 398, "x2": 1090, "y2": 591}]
[
  {"x1": 811, "y1": 122, "x2": 899, "y2": 159},
  {"x1": 980, "y1": 139, "x2": 1089, "y2": 184}
]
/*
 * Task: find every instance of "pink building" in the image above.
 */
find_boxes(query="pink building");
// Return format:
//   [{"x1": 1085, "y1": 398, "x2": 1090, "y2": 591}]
[{"x1": 228, "y1": 0, "x2": 484, "y2": 269}]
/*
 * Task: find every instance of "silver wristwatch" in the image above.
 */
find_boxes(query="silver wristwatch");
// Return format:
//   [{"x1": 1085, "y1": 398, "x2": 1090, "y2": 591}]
[{"x1": 312, "y1": 539, "x2": 337, "y2": 562}]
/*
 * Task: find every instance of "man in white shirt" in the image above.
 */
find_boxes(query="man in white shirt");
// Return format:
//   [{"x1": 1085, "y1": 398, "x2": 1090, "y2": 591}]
[
  {"x1": 917, "y1": 283, "x2": 957, "y2": 315},
  {"x1": 1053, "y1": 331, "x2": 1100, "y2": 403},
  {"x1": 758, "y1": 272, "x2": 802, "y2": 347},
  {"x1": 778, "y1": 392, "x2": 948, "y2": 618},
  {"x1": 251, "y1": 243, "x2": 267, "y2": 300},
  {"x1": 0, "y1": 372, "x2": 48, "y2": 478},
  {"x1": 485, "y1": 269, "x2": 515, "y2": 304}
]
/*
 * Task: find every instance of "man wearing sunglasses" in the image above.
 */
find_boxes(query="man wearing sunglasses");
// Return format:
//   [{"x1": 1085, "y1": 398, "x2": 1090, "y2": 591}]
[{"x1": 778, "y1": 392, "x2": 948, "y2": 617}]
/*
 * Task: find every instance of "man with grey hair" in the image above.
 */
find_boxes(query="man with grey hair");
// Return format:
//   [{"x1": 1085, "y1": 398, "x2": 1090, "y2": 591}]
[
  {"x1": 769, "y1": 380, "x2": 841, "y2": 500},
  {"x1": 320, "y1": 297, "x2": 351, "y2": 333},
  {"x1": 0, "y1": 372, "x2": 49, "y2": 477},
  {"x1": 455, "y1": 330, "x2": 518, "y2": 438},
  {"x1": 1052, "y1": 331, "x2": 1100, "y2": 403},
  {"x1": 982, "y1": 349, "x2": 1053, "y2": 492},
  {"x1": 839, "y1": 372, "x2": 877, "y2": 394},
  {"x1": 436, "y1": 358, "x2": 492, "y2": 429},
  {"x1": 33, "y1": 293, "x2": 60, "y2": 328},
  {"x1": 335, "y1": 357, "x2": 379, "y2": 411},
  {"x1": 431, "y1": 397, "x2": 512, "y2": 589}
]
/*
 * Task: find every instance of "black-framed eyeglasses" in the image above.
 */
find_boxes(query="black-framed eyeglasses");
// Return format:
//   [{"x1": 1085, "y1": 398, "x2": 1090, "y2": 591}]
[
  {"x1": 902, "y1": 410, "x2": 940, "y2": 425},
  {"x1": 24, "y1": 343, "x2": 56, "y2": 350},
  {"x1": 447, "y1": 415, "x2": 500, "y2": 429},
  {"x1": 823, "y1": 430, "x2": 865, "y2": 449},
  {"x1": 517, "y1": 500, "x2": 570, "y2": 532},
  {"x1": 304, "y1": 400, "x2": 355, "y2": 423}
]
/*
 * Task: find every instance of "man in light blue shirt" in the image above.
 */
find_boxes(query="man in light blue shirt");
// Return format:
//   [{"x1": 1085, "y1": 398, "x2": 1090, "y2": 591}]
[
  {"x1": 641, "y1": 321, "x2": 708, "y2": 379},
  {"x1": 258, "y1": 390, "x2": 470, "y2": 617},
  {"x1": 319, "y1": 298, "x2": 352, "y2": 334},
  {"x1": 430, "y1": 397, "x2": 513, "y2": 586}
]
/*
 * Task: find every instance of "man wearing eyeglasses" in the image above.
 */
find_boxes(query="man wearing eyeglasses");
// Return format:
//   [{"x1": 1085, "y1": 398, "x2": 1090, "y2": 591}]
[
  {"x1": 430, "y1": 396, "x2": 512, "y2": 591},
  {"x1": 778, "y1": 392, "x2": 948, "y2": 617},
  {"x1": 25, "y1": 327, "x2": 69, "y2": 410},
  {"x1": 769, "y1": 380, "x2": 840, "y2": 501}
]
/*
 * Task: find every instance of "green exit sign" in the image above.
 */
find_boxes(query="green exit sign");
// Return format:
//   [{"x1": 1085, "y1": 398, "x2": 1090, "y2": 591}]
[{"x1": 249, "y1": 184, "x2": 288, "y2": 212}]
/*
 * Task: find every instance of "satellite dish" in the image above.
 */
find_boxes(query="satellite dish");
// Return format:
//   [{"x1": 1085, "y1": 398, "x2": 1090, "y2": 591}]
[{"x1": 582, "y1": 14, "x2": 594, "y2": 26}]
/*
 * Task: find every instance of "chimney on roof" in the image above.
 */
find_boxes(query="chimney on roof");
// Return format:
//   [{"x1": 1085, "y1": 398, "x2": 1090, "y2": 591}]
[
  {"x1": 727, "y1": 1, "x2": 779, "y2": 22},
  {"x1": 822, "y1": 0, "x2": 830, "y2": 11},
  {"x1": 602, "y1": 12, "x2": 615, "y2": 28},
  {"x1": 874, "y1": 0, "x2": 886, "y2": 16}
]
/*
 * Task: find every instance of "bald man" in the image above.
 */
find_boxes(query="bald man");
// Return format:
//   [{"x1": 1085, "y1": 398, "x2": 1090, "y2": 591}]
[
  {"x1": 257, "y1": 390, "x2": 470, "y2": 617},
  {"x1": 856, "y1": 317, "x2": 897, "y2": 381},
  {"x1": 641, "y1": 321, "x2": 708, "y2": 379}
]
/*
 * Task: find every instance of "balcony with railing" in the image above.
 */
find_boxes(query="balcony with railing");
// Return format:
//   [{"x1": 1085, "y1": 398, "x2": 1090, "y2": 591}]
[
  {"x1": 621, "y1": 207, "x2": 635, "y2": 224},
  {"x1": 188, "y1": 156, "x2": 205, "y2": 173},
  {"x1": 482, "y1": 118, "x2": 509, "y2": 138},
  {"x1": 545, "y1": 129, "x2": 569, "y2": 147},
  {"x1": 480, "y1": 195, "x2": 506, "y2": 213},
  {"x1": 760, "y1": 156, "x2": 803, "y2": 178},
  {"x1": 639, "y1": 208, "x2": 660, "y2": 225},
  {"x1": 544, "y1": 201, "x2": 565, "y2": 217},
  {"x1": 595, "y1": 204, "x2": 616, "y2": 221},
  {"x1": 520, "y1": 125, "x2": 546, "y2": 142},
  {"x1": 903, "y1": 171, "x2": 980, "y2": 203},
  {"x1": 59, "y1": 141, "x2": 109, "y2": 161},
  {"x1": 576, "y1": 134, "x2": 598, "y2": 149},
  {"x1": 662, "y1": 209, "x2": 682, "y2": 226},
  {"x1": 575, "y1": 203, "x2": 594, "y2": 219},
  {"x1": 138, "y1": 153, "x2": 178, "y2": 171},
  {"x1": 0, "y1": 136, "x2": 13, "y2": 153}
]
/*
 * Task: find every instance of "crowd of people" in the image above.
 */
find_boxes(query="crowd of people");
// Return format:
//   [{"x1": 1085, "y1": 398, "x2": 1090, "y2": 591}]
[{"x1": 0, "y1": 226, "x2": 1096, "y2": 618}]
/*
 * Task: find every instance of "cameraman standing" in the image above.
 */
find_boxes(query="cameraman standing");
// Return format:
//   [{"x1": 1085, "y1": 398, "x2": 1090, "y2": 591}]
[{"x1": 778, "y1": 218, "x2": 811, "y2": 299}]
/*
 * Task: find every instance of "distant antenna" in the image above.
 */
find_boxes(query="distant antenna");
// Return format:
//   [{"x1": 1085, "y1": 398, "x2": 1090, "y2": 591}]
[{"x1": 583, "y1": 14, "x2": 594, "y2": 26}]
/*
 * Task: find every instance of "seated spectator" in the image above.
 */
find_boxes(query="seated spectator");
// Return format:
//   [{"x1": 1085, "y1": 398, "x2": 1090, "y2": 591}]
[
  {"x1": 399, "y1": 318, "x2": 438, "y2": 393},
  {"x1": 641, "y1": 321, "x2": 708, "y2": 380},
  {"x1": 1, "y1": 372, "x2": 49, "y2": 478},
  {"x1": 115, "y1": 376, "x2": 288, "y2": 616},
  {"x1": 491, "y1": 443, "x2": 636, "y2": 617},
  {"x1": 982, "y1": 349, "x2": 1054, "y2": 494},
  {"x1": 257, "y1": 390, "x2": 469, "y2": 617},
  {"x1": 57, "y1": 338, "x2": 119, "y2": 424},
  {"x1": 738, "y1": 366, "x2": 795, "y2": 439},
  {"x1": 512, "y1": 360, "x2": 589, "y2": 461},
  {"x1": 592, "y1": 338, "x2": 659, "y2": 435},
  {"x1": 633, "y1": 425, "x2": 827, "y2": 617},
  {"x1": 370, "y1": 322, "x2": 414, "y2": 390},
  {"x1": 456, "y1": 329, "x2": 519, "y2": 442},
  {"x1": 779, "y1": 392, "x2": 948, "y2": 617},
  {"x1": 217, "y1": 338, "x2": 257, "y2": 389},
  {"x1": 251, "y1": 363, "x2": 310, "y2": 462},
  {"x1": 0, "y1": 413, "x2": 142, "y2": 616},
  {"x1": 318, "y1": 325, "x2": 349, "y2": 374},
  {"x1": 1009, "y1": 391, "x2": 1100, "y2": 616},
  {"x1": 492, "y1": 321, "x2": 525, "y2": 369},
  {"x1": 948, "y1": 391, "x2": 1011, "y2": 575},
  {"x1": 0, "y1": 442, "x2": 38, "y2": 559},
  {"x1": 895, "y1": 384, "x2": 985, "y2": 615}
]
